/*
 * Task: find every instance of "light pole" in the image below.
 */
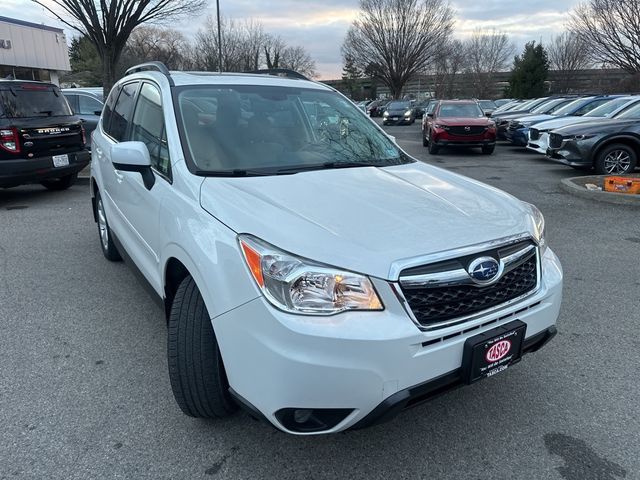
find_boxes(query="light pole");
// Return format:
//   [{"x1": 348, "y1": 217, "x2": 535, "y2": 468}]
[{"x1": 216, "y1": 0, "x2": 222, "y2": 73}]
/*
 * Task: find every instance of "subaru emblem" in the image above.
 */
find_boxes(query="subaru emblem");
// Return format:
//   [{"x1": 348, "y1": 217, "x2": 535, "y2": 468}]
[{"x1": 467, "y1": 257, "x2": 502, "y2": 285}]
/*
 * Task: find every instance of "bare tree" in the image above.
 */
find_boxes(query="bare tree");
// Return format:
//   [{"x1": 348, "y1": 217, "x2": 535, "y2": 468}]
[
  {"x1": 464, "y1": 29, "x2": 514, "y2": 98},
  {"x1": 263, "y1": 35, "x2": 287, "y2": 69},
  {"x1": 32, "y1": 0, "x2": 205, "y2": 95},
  {"x1": 547, "y1": 32, "x2": 592, "y2": 93},
  {"x1": 569, "y1": 0, "x2": 640, "y2": 74},
  {"x1": 281, "y1": 46, "x2": 317, "y2": 78},
  {"x1": 342, "y1": 0, "x2": 454, "y2": 98},
  {"x1": 124, "y1": 26, "x2": 191, "y2": 70},
  {"x1": 432, "y1": 39, "x2": 466, "y2": 98}
]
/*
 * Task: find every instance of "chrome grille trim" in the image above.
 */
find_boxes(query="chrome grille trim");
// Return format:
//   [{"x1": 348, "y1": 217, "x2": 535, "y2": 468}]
[
  {"x1": 394, "y1": 242, "x2": 542, "y2": 332},
  {"x1": 399, "y1": 243, "x2": 536, "y2": 289}
]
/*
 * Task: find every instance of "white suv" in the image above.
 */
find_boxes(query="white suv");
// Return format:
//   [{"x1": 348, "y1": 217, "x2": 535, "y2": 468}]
[{"x1": 90, "y1": 63, "x2": 563, "y2": 435}]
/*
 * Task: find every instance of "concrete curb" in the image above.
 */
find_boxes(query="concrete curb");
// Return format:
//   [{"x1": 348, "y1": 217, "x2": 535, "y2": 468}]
[{"x1": 560, "y1": 175, "x2": 640, "y2": 206}]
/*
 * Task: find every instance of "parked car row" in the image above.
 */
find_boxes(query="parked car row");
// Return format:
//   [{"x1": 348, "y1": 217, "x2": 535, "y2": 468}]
[{"x1": 497, "y1": 94, "x2": 640, "y2": 174}]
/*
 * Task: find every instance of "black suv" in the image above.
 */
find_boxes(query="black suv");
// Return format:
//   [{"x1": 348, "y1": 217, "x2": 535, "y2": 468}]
[{"x1": 0, "y1": 80, "x2": 89, "y2": 190}]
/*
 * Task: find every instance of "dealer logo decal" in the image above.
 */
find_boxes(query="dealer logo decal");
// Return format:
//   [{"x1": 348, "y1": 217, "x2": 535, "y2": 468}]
[{"x1": 486, "y1": 339, "x2": 511, "y2": 362}]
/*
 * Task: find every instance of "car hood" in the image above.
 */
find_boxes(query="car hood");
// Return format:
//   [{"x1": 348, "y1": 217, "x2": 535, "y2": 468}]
[
  {"x1": 532, "y1": 115, "x2": 601, "y2": 132},
  {"x1": 436, "y1": 117, "x2": 491, "y2": 126},
  {"x1": 517, "y1": 114, "x2": 555, "y2": 125},
  {"x1": 200, "y1": 162, "x2": 533, "y2": 280},
  {"x1": 555, "y1": 118, "x2": 640, "y2": 136}
]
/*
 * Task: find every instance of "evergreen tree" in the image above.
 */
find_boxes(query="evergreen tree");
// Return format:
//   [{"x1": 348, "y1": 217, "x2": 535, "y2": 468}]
[
  {"x1": 68, "y1": 36, "x2": 103, "y2": 86},
  {"x1": 507, "y1": 41, "x2": 549, "y2": 98},
  {"x1": 342, "y1": 55, "x2": 363, "y2": 99}
]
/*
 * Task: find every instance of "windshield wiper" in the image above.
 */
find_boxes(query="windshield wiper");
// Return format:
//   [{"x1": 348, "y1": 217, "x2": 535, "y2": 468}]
[
  {"x1": 198, "y1": 168, "x2": 274, "y2": 177},
  {"x1": 276, "y1": 161, "x2": 383, "y2": 174}
]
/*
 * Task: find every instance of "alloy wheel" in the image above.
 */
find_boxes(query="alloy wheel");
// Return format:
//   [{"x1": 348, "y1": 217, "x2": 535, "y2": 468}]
[
  {"x1": 97, "y1": 199, "x2": 109, "y2": 250},
  {"x1": 603, "y1": 149, "x2": 632, "y2": 174}
]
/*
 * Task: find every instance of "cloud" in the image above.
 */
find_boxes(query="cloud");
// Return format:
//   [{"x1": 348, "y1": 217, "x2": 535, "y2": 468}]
[{"x1": 4, "y1": 0, "x2": 581, "y2": 78}]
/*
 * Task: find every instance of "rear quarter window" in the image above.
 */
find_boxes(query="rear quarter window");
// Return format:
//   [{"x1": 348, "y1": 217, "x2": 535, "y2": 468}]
[{"x1": 104, "y1": 82, "x2": 138, "y2": 141}]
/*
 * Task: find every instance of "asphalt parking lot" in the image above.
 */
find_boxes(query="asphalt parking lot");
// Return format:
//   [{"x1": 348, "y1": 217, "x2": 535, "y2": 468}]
[{"x1": 1, "y1": 119, "x2": 639, "y2": 480}]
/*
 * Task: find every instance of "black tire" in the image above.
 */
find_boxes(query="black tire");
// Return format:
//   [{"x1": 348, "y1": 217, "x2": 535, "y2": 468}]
[
  {"x1": 594, "y1": 143, "x2": 638, "y2": 175},
  {"x1": 422, "y1": 132, "x2": 429, "y2": 147},
  {"x1": 95, "y1": 191, "x2": 122, "y2": 261},
  {"x1": 482, "y1": 145, "x2": 496, "y2": 155},
  {"x1": 428, "y1": 139, "x2": 440, "y2": 155},
  {"x1": 41, "y1": 173, "x2": 77, "y2": 191},
  {"x1": 168, "y1": 276, "x2": 237, "y2": 418}
]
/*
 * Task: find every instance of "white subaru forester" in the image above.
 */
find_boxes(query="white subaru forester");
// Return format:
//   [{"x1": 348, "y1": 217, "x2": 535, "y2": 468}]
[{"x1": 90, "y1": 63, "x2": 563, "y2": 435}]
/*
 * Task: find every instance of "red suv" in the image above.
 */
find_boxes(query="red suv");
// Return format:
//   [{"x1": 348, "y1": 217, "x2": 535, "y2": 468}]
[{"x1": 422, "y1": 100, "x2": 496, "y2": 155}]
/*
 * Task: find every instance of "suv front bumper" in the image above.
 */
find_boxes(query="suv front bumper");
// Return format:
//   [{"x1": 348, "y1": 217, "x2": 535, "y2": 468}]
[
  {"x1": 214, "y1": 247, "x2": 563, "y2": 435},
  {"x1": 0, "y1": 149, "x2": 90, "y2": 188}
]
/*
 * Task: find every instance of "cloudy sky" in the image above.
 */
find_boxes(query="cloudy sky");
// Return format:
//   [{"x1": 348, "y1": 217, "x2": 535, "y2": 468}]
[{"x1": 4, "y1": 0, "x2": 579, "y2": 79}]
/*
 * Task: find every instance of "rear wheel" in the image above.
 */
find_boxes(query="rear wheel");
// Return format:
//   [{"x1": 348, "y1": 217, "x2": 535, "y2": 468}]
[
  {"x1": 41, "y1": 173, "x2": 77, "y2": 191},
  {"x1": 95, "y1": 191, "x2": 122, "y2": 261},
  {"x1": 595, "y1": 144, "x2": 637, "y2": 175},
  {"x1": 168, "y1": 276, "x2": 237, "y2": 418},
  {"x1": 482, "y1": 145, "x2": 495, "y2": 155}
]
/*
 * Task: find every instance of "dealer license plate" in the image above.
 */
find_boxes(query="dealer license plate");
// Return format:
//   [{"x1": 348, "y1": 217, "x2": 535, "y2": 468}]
[
  {"x1": 52, "y1": 154, "x2": 69, "y2": 168},
  {"x1": 461, "y1": 320, "x2": 526, "y2": 384}
]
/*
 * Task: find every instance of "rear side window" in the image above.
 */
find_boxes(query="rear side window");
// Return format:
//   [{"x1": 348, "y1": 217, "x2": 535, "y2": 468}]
[
  {"x1": 0, "y1": 84, "x2": 72, "y2": 118},
  {"x1": 78, "y1": 95, "x2": 103, "y2": 115},
  {"x1": 106, "y1": 82, "x2": 138, "y2": 141},
  {"x1": 102, "y1": 87, "x2": 120, "y2": 134},
  {"x1": 64, "y1": 94, "x2": 79, "y2": 113},
  {"x1": 130, "y1": 83, "x2": 170, "y2": 177}
]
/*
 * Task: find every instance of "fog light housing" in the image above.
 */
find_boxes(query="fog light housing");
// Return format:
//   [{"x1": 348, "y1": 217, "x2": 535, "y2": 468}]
[{"x1": 275, "y1": 408, "x2": 353, "y2": 433}]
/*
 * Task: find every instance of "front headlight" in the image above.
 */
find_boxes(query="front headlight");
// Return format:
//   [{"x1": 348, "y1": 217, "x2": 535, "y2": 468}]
[
  {"x1": 523, "y1": 202, "x2": 547, "y2": 254},
  {"x1": 383, "y1": 111, "x2": 389, "y2": 117},
  {"x1": 404, "y1": 110, "x2": 412, "y2": 116},
  {"x1": 570, "y1": 133, "x2": 596, "y2": 141},
  {"x1": 239, "y1": 235, "x2": 383, "y2": 315}
]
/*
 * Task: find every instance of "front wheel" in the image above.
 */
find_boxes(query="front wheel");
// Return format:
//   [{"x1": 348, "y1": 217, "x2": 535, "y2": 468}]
[
  {"x1": 95, "y1": 191, "x2": 122, "y2": 261},
  {"x1": 41, "y1": 173, "x2": 77, "y2": 191},
  {"x1": 595, "y1": 144, "x2": 637, "y2": 174},
  {"x1": 422, "y1": 132, "x2": 429, "y2": 147},
  {"x1": 168, "y1": 276, "x2": 237, "y2": 418},
  {"x1": 428, "y1": 139, "x2": 440, "y2": 155},
  {"x1": 482, "y1": 145, "x2": 496, "y2": 155}
]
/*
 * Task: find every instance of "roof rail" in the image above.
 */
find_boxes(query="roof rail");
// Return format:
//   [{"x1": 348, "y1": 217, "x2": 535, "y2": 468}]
[
  {"x1": 124, "y1": 61, "x2": 174, "y2": 86},
  {"x1": 247, "y1": 68, "x2": 309, "y2": 81}
]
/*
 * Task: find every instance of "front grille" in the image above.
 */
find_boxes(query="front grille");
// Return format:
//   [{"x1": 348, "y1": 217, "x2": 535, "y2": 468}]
[
  {"x1": 549, "y1": 133, "x2": 563, "y2": 149},
  {"x1": 529, "y1": 128, "x2": 540, "y2": 140},
  {"x1": 448, "y1": 125, "x2": 486, "y2": 136},
  {"x1": 400, "y1": 247, "x2": 538, "y2": 328}
]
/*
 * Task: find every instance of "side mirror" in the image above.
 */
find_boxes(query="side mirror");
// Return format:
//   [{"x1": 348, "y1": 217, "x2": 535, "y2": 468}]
[
  {"x1": 111, "y1": 141, "x2": 155, "y2": 190},
  {"x1": 94, "y1": 110, "x2": 103, "y2": 116},
  {"x1": 485, "y1": 111, "x2": 492, "y2": 117},
  {"x1": 427, "y1": 112, "x2": 434, "y2": 118}
]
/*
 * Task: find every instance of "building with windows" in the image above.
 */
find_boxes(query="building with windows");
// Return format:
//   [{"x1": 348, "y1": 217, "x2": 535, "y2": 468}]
[{"x1": 0, "y1": 16, "x2": 70, "y2": 85}]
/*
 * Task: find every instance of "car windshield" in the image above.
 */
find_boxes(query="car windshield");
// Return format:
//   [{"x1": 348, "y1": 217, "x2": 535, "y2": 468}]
[
  {"x1": 614, "y1": 102, "x2": 640, "y2": 119},
  {"x1": 176, "y1": 85, "x2": 411, "y2": 175},
  {"x1": 388, "y1": 101, "x2": 411, "y2": 109},
  {"x1": 0, "y1": 84, "x2": 72, "y2": 118},
  {"x1": 438, "y1": 103, "x2": 483, "y2": 118},
  {"x1": 479, "y1": 100, "x2": 496, "y2": 110},
  {"x1": 553, "y1": 98, "x2": 593, "y2": 116},
  {"x1": 532, "y1": 98, "x2": 568, "y2": 114},
  {"x1": 607, "y1": 99, "x2": 640, "y2": 117}
]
